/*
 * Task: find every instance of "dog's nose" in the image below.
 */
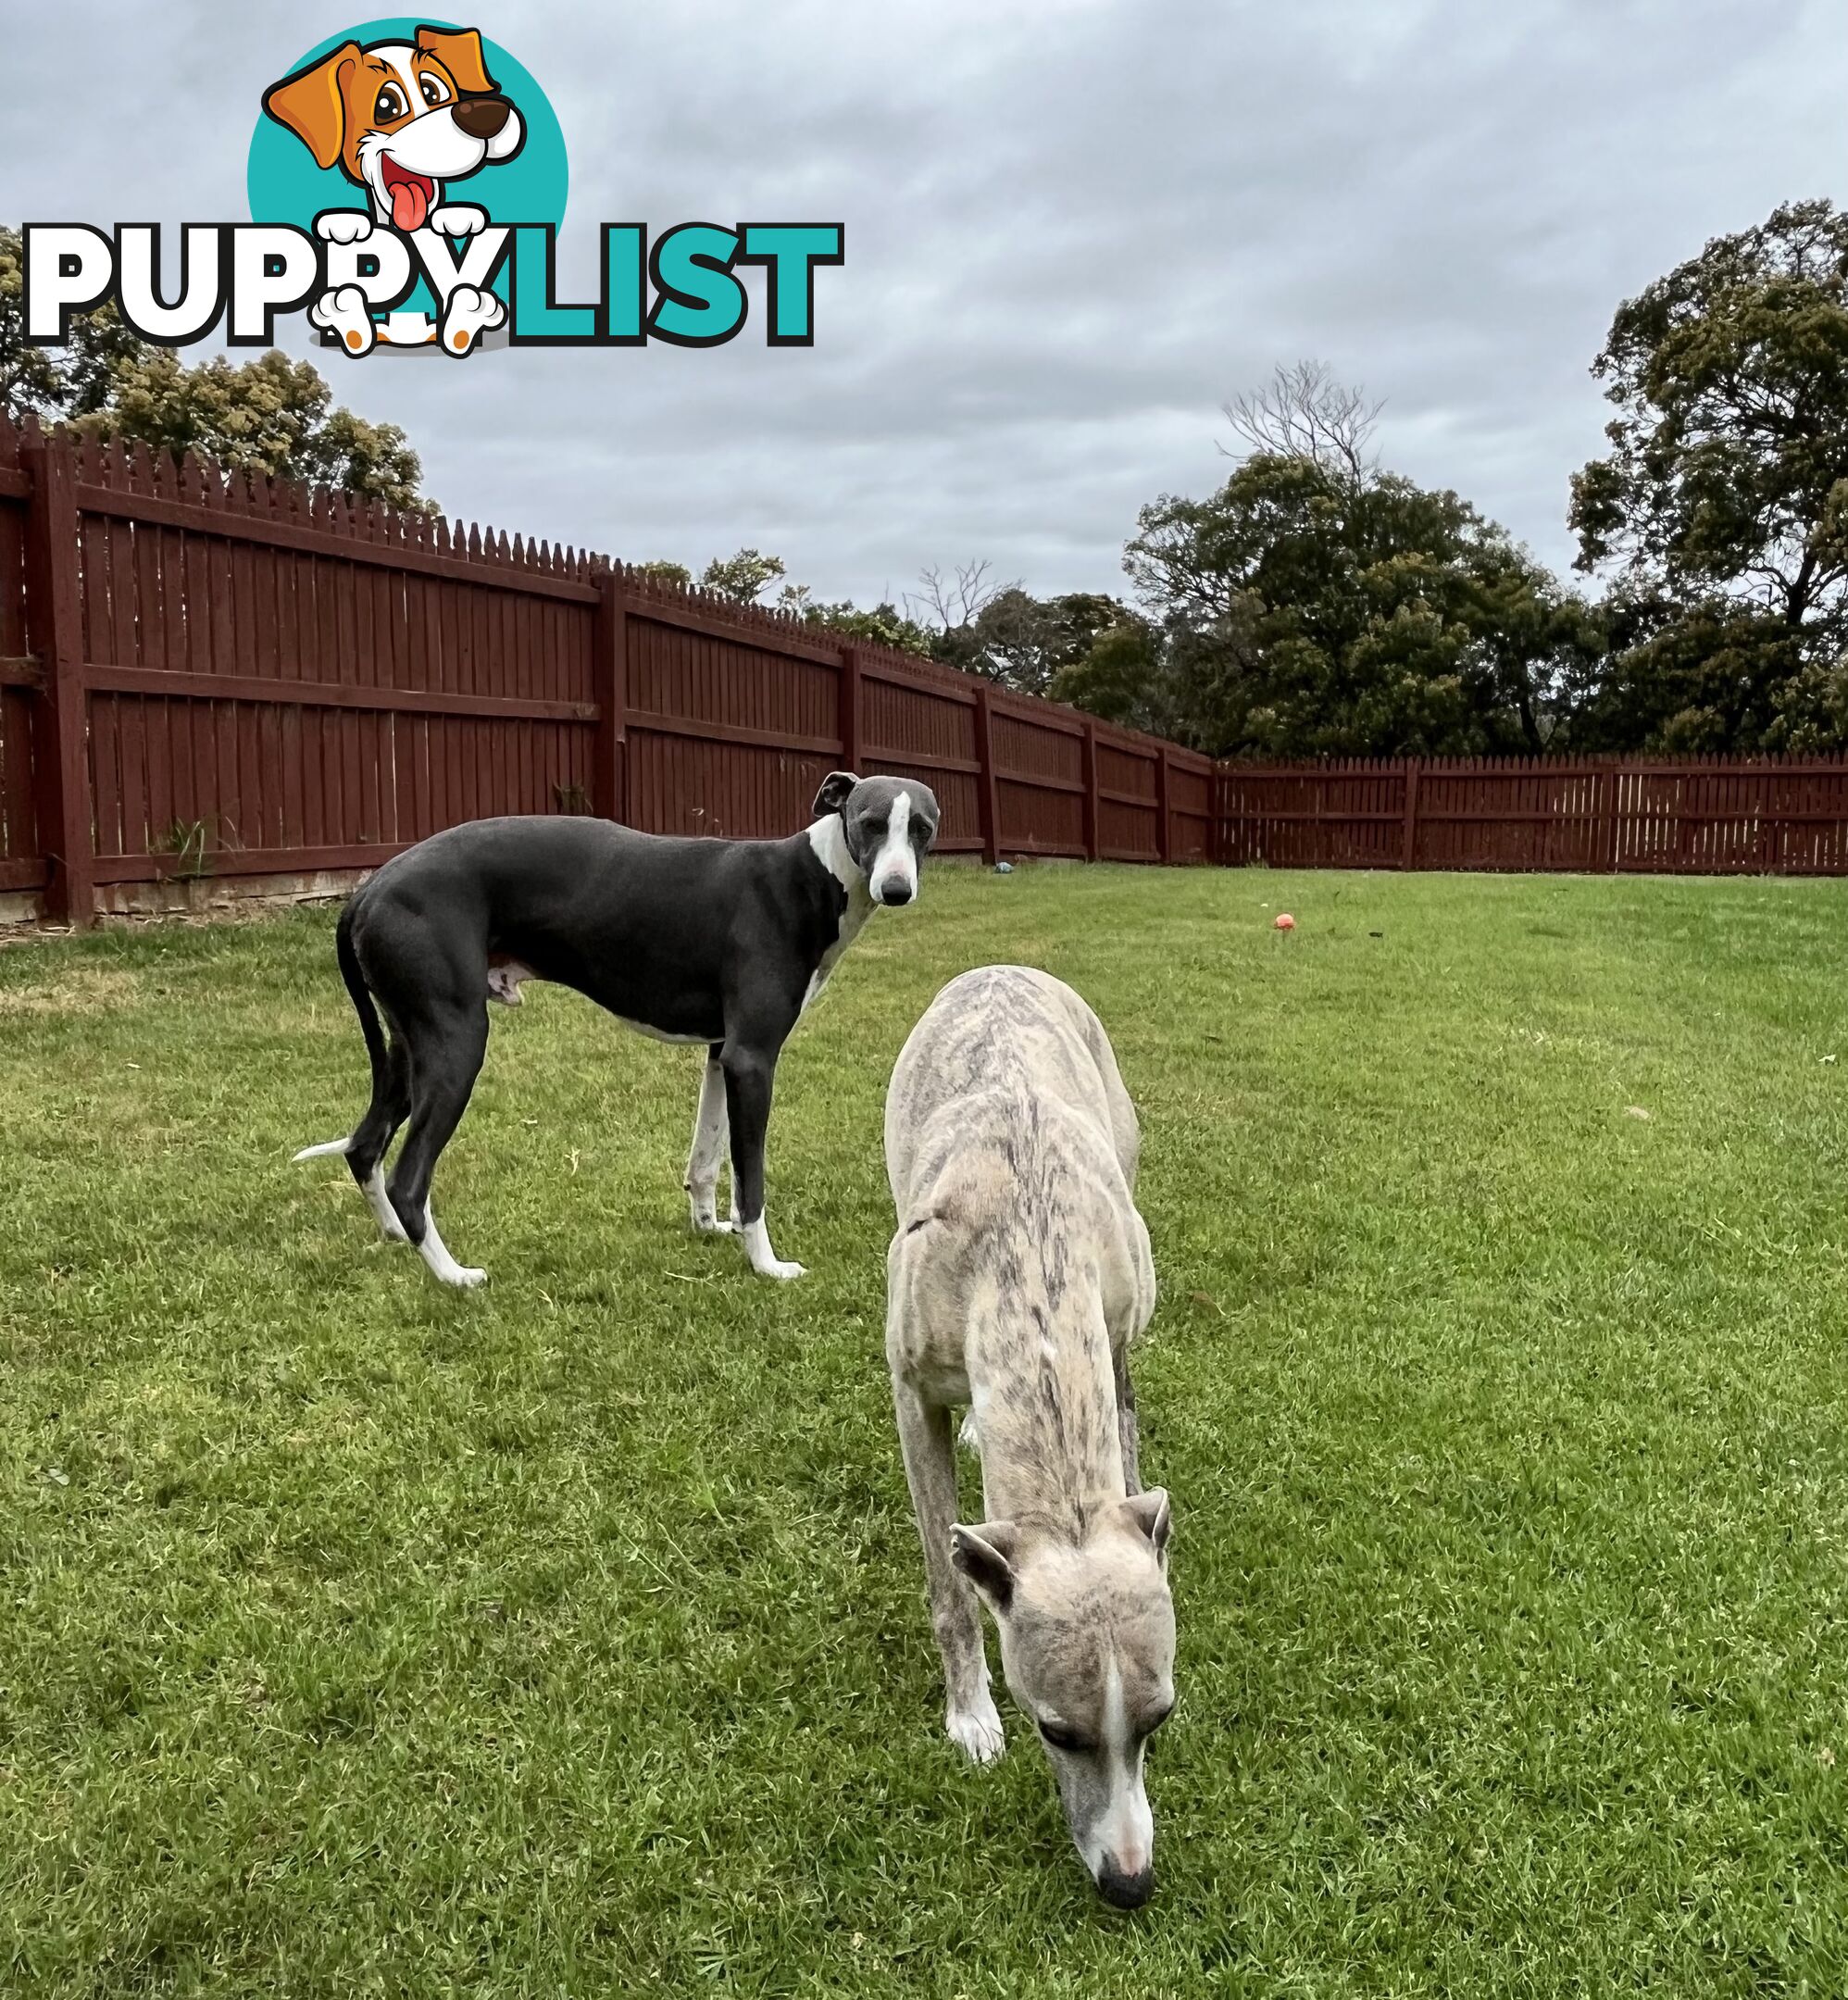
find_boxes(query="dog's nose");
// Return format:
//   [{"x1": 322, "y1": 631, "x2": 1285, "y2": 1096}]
[
  {"x1": 454, "y1": 96, "x2": 511, "y2": 139},
  {"x1": 878, "y1": 878, "x2": 913, "y2": 906},
  {"x1": 1095, "y1": 1858, "x2": 1155, "y2": 1910}
]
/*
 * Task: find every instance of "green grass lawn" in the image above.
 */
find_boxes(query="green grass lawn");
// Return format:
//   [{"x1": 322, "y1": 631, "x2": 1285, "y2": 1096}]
[{"x1": 3, "y1": 863, "x2": 1846, "y2": 1998}]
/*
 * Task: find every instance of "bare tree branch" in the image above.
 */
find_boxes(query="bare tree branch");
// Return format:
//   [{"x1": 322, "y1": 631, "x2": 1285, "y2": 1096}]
[
  {"x1": 906, "y1": 558, "x2": 1009, "y2": 632},
  {"x1": 1221, "y1": 360, "x2": 1384, "y2": 487}
]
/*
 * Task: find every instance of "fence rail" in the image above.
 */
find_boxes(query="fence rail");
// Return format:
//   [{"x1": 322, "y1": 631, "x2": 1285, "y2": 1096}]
[
  {"x1": 1217, "y1": 756, "x2": 1848, "y2": 876},
  {"x1": 0, "y1": 419, "x2": 1212, "y2": 924}
]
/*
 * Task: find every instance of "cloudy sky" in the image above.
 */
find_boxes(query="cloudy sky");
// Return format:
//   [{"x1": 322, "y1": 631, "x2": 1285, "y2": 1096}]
[{"x1": 9, "y1": 1, "x2": 1846, "y2": 607}]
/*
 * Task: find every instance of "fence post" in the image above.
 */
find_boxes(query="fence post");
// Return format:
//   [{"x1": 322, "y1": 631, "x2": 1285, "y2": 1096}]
[
  {"x1": 1601, "y1": 765, "x2": 1621, "y2": 873},
  {"x1": 1401, "y1": 756, "x2": 1420, "y2": 870},
  {"x1": 592, "y1": 561, "x2": 628, "y2": 823},
  {"x1": 19, "y1": 427, "x2": 93, "y2": 927},
  {"x1": 1155, "y1": 745, "x2": 1173, "y2": 864},
  {"x1": 974, "y1": 681, "x2": 1001, "y2": 865},
  {"x1": 1080, "y1": 719, "x2": 1100, "y2": 862},
  {"x1": 839, "y1": 644, "x2": 864, "y2": 774}
]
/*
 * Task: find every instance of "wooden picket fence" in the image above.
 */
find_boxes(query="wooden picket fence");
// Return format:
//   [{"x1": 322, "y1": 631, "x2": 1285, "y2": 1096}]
[
  {"x1": 0, "y1": 418, "x2": 1214, "y2": 924},
  {"x1": 1217, "y1": 756, "x2": 1848, "y2": 875}
]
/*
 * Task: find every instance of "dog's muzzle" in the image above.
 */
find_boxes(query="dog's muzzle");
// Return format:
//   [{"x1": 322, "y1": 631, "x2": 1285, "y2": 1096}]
[
  {"x1": 1095, "y1": 1857, "x2": 1155, "y2": 1910},
  {"x1": 876, "y1": 877, "x2": 914, "y2": 906},
  {"x1": 454, "y1": 95, "x2": 513, "y2": 140}
]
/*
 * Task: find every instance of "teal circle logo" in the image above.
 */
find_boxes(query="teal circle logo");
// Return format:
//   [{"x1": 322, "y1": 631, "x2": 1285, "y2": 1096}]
[{"x1": 247, "y1": 19, "x2": 567, "y2": 349}]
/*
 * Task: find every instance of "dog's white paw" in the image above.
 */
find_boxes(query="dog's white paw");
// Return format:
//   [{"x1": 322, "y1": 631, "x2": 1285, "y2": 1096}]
[
  {"x1": 737, "y1": 1218, "x2": 804, "y2": 1279},
  {"x1": 429, "y1": 203, "x2": 488, "y2": 237},
  {"x1": 441, "y1": 1264, "x2": 489, "y2": 1290},
  {"x1": 310, "y1": 284, "x2": 377, "y2": 356},
  {"x1": 315, "y1": 209, "x2": 374, "y2": 245},
  {"x1": 947, "y1": 1694, "x2": 1005, "y2": 1764},
  {"x1": 439, "y1": 284, "x2": 506, "y2": 356}
]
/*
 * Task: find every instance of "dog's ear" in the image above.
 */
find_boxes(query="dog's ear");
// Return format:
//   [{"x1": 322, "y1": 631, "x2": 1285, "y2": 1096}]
[
  {"x1": 262, "y1": 44, "x2": 358, "y2": 171},
  {"x1": 1122, "y1": 1488, "x2": 1172, "y2": 1567},
  {"x1": 951, "y1": 1520, "x2": 1018, "y2": 1614},
  {"x1": 416, "y1": 24, "x2": 499, "y2": 95},
  {"x1": 811, "y1": 770, "x2": 858, "y2": 819}
]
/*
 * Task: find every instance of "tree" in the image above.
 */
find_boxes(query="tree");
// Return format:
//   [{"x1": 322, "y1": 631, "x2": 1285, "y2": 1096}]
[
  {"x1": 93, "y1": 348, "x2": 427, "y2": 506},
  {"x1": 0, "y1": 228, "x2": 144, "y2": 424},
  {"x1": 0, "y1": 226, "x2": 430, "y2": 509},
  {"x1": 1048, "y1": 617, "x2": 1176, "y2": 735},
  {"x1": 628, "y1": 547, "x2": 939, "y2": 652},
  {"x1": 1126, "y1": 447, "x2": 1596, "y2": 757},
  {"x1": 799, "y1": 598, "x2": 939, "y2": 653},
  {"x1": 932, "y1": 586, "x2": 1137, "y2": 695},
  {"x1": 1569, "y1": 588, "x2": 1796, "y2": 754},
  {"x1": 698, "y1": 547, "x2": 790, "y2": 606},
  {"x1": 1569, "y1": 198, "x2": 1848, "y2": 750}
]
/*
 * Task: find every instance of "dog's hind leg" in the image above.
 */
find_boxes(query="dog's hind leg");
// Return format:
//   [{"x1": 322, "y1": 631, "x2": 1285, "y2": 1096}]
[
  {"x1": 387, "y1": 1006, "x2": 491, "y2": 1288},
  {"x1": 684, "y1": 1045, "x2": 730, "y2": 1233},
  {"x1": 348, "y1": 1032, "x2": 413, "y2": 1243},
  {"x1": 295, "y1": 899, "x2": 410, "y2": 1244}
]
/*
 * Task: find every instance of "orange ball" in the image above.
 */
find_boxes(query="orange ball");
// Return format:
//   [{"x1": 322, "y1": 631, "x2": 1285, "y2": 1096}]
[{"x1": 1274, "y1": 913, "x2": 1295, "y2": 931}]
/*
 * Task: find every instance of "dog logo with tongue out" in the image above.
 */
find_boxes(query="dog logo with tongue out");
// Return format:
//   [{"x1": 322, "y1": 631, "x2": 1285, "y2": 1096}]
[{"x1": 260, "y1": 21, "x2": 528, "y2": 355}]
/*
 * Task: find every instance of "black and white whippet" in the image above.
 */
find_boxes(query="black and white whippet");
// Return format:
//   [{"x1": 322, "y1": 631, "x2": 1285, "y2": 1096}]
[{"x1": 294, "y1": 772, "x2": 941, "y2": 1286}]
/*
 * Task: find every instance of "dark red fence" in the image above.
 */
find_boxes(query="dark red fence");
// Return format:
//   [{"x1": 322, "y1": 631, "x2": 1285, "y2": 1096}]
[
  {"x1": 7, "y1": 416, "x2": 1847, "y2": 926},
  {"x1": 0, "y1": 419, "x2": 1212, "y2": 924},
  {"x1": 1217, "y1": 756, "x2": 1848, "y2": 875}
]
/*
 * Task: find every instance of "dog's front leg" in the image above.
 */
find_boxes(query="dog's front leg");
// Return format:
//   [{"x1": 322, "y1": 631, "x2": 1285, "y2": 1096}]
[
  {"x1": 684, "y1": 1047, "x2": 730, "y2": 1232},
  {"x1": 720, "y1": 1039, "x2": 804, "y2": 1280},
  {"x1": 892, "y1": 1372, "x2": 1004, "y2": 1763},
  {"x1": 1114, "y1": 1344, "x2": 1142, "y2": 1496}
]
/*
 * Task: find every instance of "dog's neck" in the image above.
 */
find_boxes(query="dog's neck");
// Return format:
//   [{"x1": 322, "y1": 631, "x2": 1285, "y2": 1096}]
[
  {"x1": 805, "y1": 812, "x2": 874, "y2": 928},
  {"x1": 968, "y1": 1272, "x2": 1127, "y2": 1537}
]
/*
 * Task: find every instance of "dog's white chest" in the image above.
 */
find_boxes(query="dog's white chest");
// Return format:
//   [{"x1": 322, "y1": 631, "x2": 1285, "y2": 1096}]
[{"x1": 802, "y1": 886, "x2": 873, "y2": 1013}]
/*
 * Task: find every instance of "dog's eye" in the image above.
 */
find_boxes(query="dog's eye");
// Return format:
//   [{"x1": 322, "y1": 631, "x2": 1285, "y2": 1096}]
[
  {"x1": 418, "y1": 73, "x2": 451, "y2": 107},
  {"x1": 374, "y1": 82, "x2": 407, "y2": 121},
  {"x1": 1137, "y1": 1702, "x2": 1175, "y2": 1743},
  {"x1": 1038, "y1": 1719, "x2": 1093, "y2": 1756}
]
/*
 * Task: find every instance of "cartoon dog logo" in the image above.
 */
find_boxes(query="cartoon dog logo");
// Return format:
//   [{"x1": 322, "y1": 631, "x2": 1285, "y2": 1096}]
[{"x1": 262, "y1": 24, "x2": 524, "y2": 355}]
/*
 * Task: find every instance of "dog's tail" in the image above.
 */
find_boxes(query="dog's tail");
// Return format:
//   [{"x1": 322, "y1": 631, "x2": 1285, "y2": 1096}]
[
  {"x1": 291, "y1": 902, "x2": 390, "y2": 1163},
  {"x1": 292, "y1": 1135, "x2": 353, "y2": 1161}
]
